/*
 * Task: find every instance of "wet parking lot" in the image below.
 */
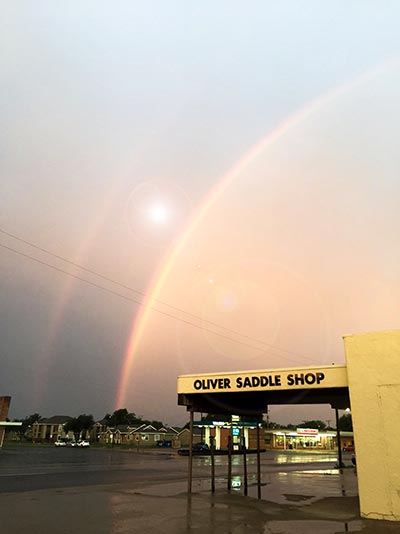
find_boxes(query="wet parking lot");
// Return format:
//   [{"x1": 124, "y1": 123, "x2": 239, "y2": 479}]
[
  {"x1": 0, "y1": 446, "x2": 398, "y2": 533},
  {"x1": 0, "y1": 446, "x2": 347, "y2": 493}
]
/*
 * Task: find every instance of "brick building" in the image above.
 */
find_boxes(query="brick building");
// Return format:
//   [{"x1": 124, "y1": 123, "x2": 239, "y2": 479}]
[{"x1": 0, "y1": 396, "x2": 22, "y2": 447}]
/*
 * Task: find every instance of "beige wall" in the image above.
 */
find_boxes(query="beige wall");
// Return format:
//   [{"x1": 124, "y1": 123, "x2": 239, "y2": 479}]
[{"x1": 344, "y1": 330, "x2": 400, "y2": 521}]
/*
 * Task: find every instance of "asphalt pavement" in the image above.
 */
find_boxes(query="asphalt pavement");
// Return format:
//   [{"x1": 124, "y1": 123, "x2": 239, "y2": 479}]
[{"x1": 0, "y1": 446, "x2": 398, "y2": 533}]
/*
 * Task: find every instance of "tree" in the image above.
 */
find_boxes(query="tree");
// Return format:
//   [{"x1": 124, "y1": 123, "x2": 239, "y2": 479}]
[
  {"x1": 265, "y1": 421, "x2": 280, "y2": 429},
  {"x1": 22, "y1": 413, "x2": 42, "y2": 430},
  {"x1": 103, "y1": 409, "x2": 142, "y2": 427},
  {"x1": 338, "y1": 413, "x2": 353, "y2": 431},
  {"x1": 104, "y1": 409, "x2": 129, "y2": 426},
  {"x1": 145, "y1": 420, "x2": 164, "y2": 429},
  {"x1": 201, "y1": 414, "x2": 231, "y2": 422},
  {"x1": 14, "y1": 413, "x2": 42, "y2": 440},
  {"x1": 65, "y1": 414, "x2": 94, "y2": 440},
  {"x1": 297, "y1": 420, "x2": 327, "y2": 430}
]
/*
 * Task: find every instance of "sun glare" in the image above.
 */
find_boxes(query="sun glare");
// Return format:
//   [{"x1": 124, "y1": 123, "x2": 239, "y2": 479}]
[{"x1": 148, "y1": 204, "x2": 169, "y2": 224}]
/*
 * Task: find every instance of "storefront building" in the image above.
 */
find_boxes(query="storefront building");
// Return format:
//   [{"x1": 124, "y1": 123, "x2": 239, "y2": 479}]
[
  {"x1": 178, "y1": 330, "x2": 400, "y2": 521},
  {"x1": 193, "y1": 420, "x2": 353, "y2": 451},
  {"x1": 194, "y1": 417, "x2": 264, "y2": 450},
  {"x1": 265, "y1": 428, "x2": 354, "y2": 450}
]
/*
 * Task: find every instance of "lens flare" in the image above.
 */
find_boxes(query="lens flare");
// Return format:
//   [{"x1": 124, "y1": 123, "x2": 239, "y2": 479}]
[{"x1": 148, "y1": 204, "x2": 169, "y2": 224}]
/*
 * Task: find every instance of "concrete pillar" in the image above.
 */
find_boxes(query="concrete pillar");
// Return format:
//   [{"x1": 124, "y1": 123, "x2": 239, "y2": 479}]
[
  {"x1": 244, "y1": 427, "x2": 249, "y2": 448},
  {"x1": 215, "y1": 426, "x2": 221, "y2": 450},
  {"x1": 204, "y1": 426, "x2": 210, "y2": 446},
  {"x1": 344, "y1": 330, "x2": 400, "y2": 521}
]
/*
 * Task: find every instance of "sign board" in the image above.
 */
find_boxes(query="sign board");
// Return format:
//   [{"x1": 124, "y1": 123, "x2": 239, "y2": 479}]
[
  {"x1": 177, "y1": 365, "x2": 348, "y2": 394},
  {"x1": 296, "y1": 428, "x2": 319, "y2": 436}
]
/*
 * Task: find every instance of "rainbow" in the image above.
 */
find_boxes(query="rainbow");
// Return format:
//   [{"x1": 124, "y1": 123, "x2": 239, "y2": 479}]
[
  {"x1": 115, "y1": 60, "x2": 397, "y2": 409},
  {"x1": 32, "y1": 178, "x2": 126, "y2": 409}
]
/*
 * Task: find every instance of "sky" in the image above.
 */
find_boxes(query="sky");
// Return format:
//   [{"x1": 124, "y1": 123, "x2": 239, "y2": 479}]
[{"x1": 1, "y1": 1, "x2": 400, "y2": 426}]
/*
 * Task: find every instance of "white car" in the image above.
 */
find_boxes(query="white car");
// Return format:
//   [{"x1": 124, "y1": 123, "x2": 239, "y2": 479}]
[
  {"x1": 77, "y1": 440, "x2": 90, "y2": 448},
  {"x1": 54, "y1": 439, "x2": 67, "y2": 447}
]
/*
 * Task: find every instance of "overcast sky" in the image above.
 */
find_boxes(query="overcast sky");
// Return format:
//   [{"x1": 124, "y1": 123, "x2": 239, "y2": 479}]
[{"x1": 1, "y1": 1, "x2": 400, "y2": 426}]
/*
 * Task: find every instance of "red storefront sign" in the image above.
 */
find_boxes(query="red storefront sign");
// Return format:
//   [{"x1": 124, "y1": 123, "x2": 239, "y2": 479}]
[{"x1": 296, "y1": 428, "x2": 318, "y2": 436}]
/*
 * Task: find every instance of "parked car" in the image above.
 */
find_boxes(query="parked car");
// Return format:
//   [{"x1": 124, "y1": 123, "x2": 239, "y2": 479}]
[
  {"x1": 177, "y1": 442, "x2": 210, "y2": 456},
  {"x1": 54, "y1": 439, "x2": 67, "y2": 447},
  {"x1": 192, "y1": 442, "x2": 210, "y2": 453},
  {"x1": 156, "y1": 439, "x2": 172, "y2": 448},
  {"x1": 77, "y1": 440, "x2": 90, "y2": 448}
]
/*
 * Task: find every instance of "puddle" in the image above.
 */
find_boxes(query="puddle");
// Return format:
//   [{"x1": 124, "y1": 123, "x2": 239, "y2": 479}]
[
  {"x1": 132, "y1": 477, "x2": 229, "y2": 496},
  {"x1": 282, "y1": 493, "x2": 314, "y2": 502},
  {"x1": 264, "y1": 520, "x2": 363, "y2": 533},
  {"x1": 300, "y1": 469, "x2": 341, "y2": 475},
  {"x1": 132, "y1": 481, "x2": 187, "y2": 496}
]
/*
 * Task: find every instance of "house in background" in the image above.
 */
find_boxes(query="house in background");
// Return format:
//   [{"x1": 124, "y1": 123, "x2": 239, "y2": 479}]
[
  {"x1": 177, "y1": 427, "x2": 203, "y2": 448},
  {"x1": 98, "y1": 424, "x2": 136, "y2": 445},
  {"x1": 97, "y1": 423, "x2": 179, "y2": 447},
  {"x1": 129, "y1": 424, "x2": 179, "y2": 447},
  {"x1": 158, "y1": 425, "x2": 179, "y2": 446},
  {"x1": 91, "y1": 420, "x2": 108, "y2": 442},
  {"x1": 32, "y1": 416, "x2": 73, "y2": 442},
  {"x1": 27, "y1": 415, "x2": 180, "y2": 447}
]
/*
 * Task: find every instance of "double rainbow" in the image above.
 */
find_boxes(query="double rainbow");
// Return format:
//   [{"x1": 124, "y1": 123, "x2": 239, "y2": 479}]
[{"x1": 115, "y1": 61, "x2": 391, "y2": 409}]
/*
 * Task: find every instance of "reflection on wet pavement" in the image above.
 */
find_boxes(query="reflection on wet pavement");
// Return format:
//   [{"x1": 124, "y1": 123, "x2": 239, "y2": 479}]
[
  {"x1": 2, "y1": 448, "x2": 399, "y2": 533},
  {"x1": 132, "y1": 467, "x2": 358, "y2": 509},
  {"x1": 264, "y1": 520, "x2": 364, "y2": 533},
  {"x1": 249, "y1": 469, "x2": 358, "y2": 504},
  {"x1": 274, "y1": 454, "x2": 337, "y2": 464}
]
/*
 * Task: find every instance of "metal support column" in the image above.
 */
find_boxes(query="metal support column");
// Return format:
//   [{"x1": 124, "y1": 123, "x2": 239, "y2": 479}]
[
  {"x1": 256, "y1": 423, "x2": 261, "y2": 499},
  {"x1": 210, "y1": 435, "x2": 215, "y2": 493},
  {"x1": 227, "y1": 434, "x2": 232, "y2": 492},
  {"x1": 242, "y1": 430, "x2": 248, "y2": 496}
]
